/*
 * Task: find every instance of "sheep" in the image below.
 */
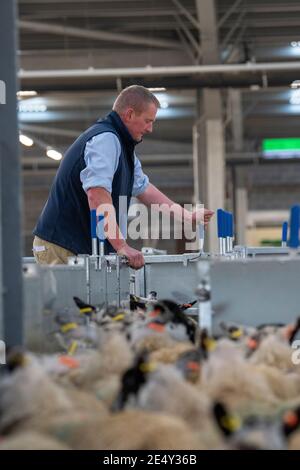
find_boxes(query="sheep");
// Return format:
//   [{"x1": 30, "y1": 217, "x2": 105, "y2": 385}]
[
  {"x1": 200, "y1": 347, "x2": 280, "y2": 415},
  {"x1": 249, "y1": 334, "x2": 295, "y2": 370},
  {"x1": 0, "y1": 431, "x2": 71, "y2": 450},
  {"x1": 67, "y1": 332, "x2": 133, "y2": 388},
  {"x1": 0, "y1": 351, "x2": 107, "y2": 434},
  {"x1": 48, "y1": 410, "x2": 201, "y2": 450},
  {"x1": 149, "y1": 342, "x2": 195, "y2": 365},
  {"x1": 212, "y1": 402, "x2": 286, "y2": 450}
]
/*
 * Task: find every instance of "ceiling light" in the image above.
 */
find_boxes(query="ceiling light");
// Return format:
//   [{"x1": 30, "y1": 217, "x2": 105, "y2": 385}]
[
  {"x1": 290, "y1": 80, "x2": 300, "y2": 89},
  {"x1": 290, "y1": 90, "x2": 300, "y2": 105},
  {"x1": 17, "y1": 90, "x2": 37, "y2": 98},
  {"x1": 148, "y1": 87, "x2": 167, "y2": 92},
  {"x1": 19, "y1": 134, "x2": 34, "y2": 147},
  {"x1": 160, "y1": 100, "x2": 169, "y2": 109},
  {"x1": 46, "y1": 148, "x2": 62, "y2": 161},
  {"x1": 290, "y1": 41, "x2": 300, "y2": 48},
  {"x1": 18, "y1": 103, "x2": 47, "y2": 113}
]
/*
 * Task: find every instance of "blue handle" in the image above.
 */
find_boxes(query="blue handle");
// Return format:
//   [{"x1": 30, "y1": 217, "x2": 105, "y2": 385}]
[
  {"x1": 217, "y1": 210, "x2": 234, "y2": 239},
  {"x1": 282, "y1": 221, "x2": 288, "y2": 243},
  {"x1": 217, "y1": 209, "x2": 224, "y2": 238},
  {"x1": 90, "y1": 209, "x2": 97, "y2": 239},
  {"x1": 97, "y1": 214, "x2": 105, "y2": 242},
  {"x1": 288, "y1": 205, "x2": 300, "y2": 248},
  {"x1": 229, "y1": 212, "x2": 234, "y2": 238},
  {"x1": 225, "y1": 211, "x2": 231, "y2": 238}
]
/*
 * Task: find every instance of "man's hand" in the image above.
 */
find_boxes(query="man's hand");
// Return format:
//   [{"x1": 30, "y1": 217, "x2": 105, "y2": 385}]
[
  {"x1": 117, "y1": 244, "x2": 145, "y2": 270},
  {"x1": 192, "y1": 208, "x2": 215, "y2": 227}
]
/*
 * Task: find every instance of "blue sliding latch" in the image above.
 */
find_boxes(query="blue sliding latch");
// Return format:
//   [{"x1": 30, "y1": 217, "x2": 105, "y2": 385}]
[
  {"x1": 90, "y1": 209, "x2": 98, "y2": 256},
  {"x1": 281, "y1": 221, "x2": 288, "y2": 247},
  {"x1": 288, "y1": 205, "x2": 300, "y2": 249}
]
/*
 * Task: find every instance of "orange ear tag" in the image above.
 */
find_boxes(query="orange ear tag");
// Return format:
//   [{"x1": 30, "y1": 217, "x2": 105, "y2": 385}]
[
  {"x1": 149, "y1": 309, "x2": 160, "y2": 318},
  {"x1": 58, "y1": 355, "x2": 80, "y2": 369},
  {"x1": 283, "y1": 411, "x2": 299, "y2": 428},
  {"x1": 186, "y1": 361, "x2": 200, "y2": 371},
  {"x1": 147, "y1": 322, "x2": 165, "y2": 333},
  {"x1": 247, "y1": 338, "x2": 258, "y2": 350}
]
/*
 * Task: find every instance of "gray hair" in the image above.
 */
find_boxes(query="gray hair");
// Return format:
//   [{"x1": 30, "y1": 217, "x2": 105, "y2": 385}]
[{"x1": 113, "y1": 85, "x2": 160, "y2": 115}]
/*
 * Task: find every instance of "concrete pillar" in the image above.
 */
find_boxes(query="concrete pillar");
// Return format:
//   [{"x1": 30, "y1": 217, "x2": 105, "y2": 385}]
[
  {"x1": 195, "y1": 0, "x2": 219, "y2": 64},
  {"x1": 193, "y1": 90, "x2": 225, "y2": 252},
  {"x1": 235, "y1": 167, "x2": 248, "y2": 245},
  {"x1": 236, "y1": 187, "x2": 248, "y2": 245},
  {"x1": 229, "y1": 88, "x2": 243, "y2": 152},
  {"x1": 0, "y1": 0, "x2": 23, "y2": 346},
  {"x1": 193, "y1": 0, "x2": 225, "y2": 253}
]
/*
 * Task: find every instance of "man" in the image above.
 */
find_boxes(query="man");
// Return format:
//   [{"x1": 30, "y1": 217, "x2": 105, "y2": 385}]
[{"x1": 33, "y1": 85, "x2": 214, "y2": 268}]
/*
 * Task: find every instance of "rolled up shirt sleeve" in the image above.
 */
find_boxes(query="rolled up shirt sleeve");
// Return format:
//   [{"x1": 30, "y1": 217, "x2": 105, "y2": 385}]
[
  {"x1": 80, "y1": 132, "x2": 120, "y2": 193},
  {"x1": 132, "y1": 153, "x2": 149, "y2": 197}
]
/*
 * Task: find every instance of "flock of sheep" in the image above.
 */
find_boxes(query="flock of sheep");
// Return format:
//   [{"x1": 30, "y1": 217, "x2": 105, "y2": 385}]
[{"x1": 1, "y1": 294, "x2": 300, "y2": 450}]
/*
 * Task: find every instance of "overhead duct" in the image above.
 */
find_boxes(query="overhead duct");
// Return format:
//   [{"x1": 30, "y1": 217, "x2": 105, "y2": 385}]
[
  {"x1": 19, "y1": 20, "x2": 182, "y2": 50},
  {"x1": 19, "y1": 62, "x2": 300, "y2": 91}
]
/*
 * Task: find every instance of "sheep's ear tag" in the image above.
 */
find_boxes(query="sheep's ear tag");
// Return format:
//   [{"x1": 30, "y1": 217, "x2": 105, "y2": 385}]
[
  {"x1": 186, "y1": 361, "x2": 200, "y2": 371},
  {"x1": 139, "y1": 361, "x2": 157, "y2": 373},
  {"x1": 112, "y1": 313, "x2": 125, "y2": 322},
  {"x1": 147, "y1": 322, "x2": 165, "y2": 333},
  {"x1": 230, "y1": 328, "x2": 243, "y2": 339},
  {"x1": 220, "y1": 414, "x2": 241, "y2": 433},
  {"x1": 283, "y1": 411, "x2": 299, "y2": 430},
  {"x1": 247, "y1": 337, "x2": 258, "y2": 350},
  {"x1": 59, "y1": 355, "x2": 80, "y2": 369}
]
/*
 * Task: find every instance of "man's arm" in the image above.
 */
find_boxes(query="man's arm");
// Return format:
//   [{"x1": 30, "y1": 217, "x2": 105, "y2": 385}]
[
  {"x1": 137, "y1": 183, "x2": 214, "y2": 225},
  {"x1": 87, "y1": 187, "x2": 144, "y2": 269}
]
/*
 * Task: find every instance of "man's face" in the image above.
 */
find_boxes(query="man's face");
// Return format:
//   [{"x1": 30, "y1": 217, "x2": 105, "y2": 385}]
[{"x1": 123, "y1": 102, "x2": 157, "y2": 141}]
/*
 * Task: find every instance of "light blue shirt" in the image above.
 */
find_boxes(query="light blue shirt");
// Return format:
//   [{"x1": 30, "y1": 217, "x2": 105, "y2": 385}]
[{"x1": 80, "y1": 132, "x2": 149, "y2": 197}]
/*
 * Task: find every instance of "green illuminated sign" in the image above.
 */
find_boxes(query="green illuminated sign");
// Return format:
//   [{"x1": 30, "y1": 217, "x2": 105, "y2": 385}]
[{"x1": 263, "y1": 138, "x2": 300, "y2": 152}]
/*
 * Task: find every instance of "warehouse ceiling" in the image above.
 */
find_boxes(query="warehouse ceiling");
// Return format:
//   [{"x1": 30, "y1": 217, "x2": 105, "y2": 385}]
[
  {"x1": 17, "y1": 0, "x2": 300, "y2": 243},
  {"x1": 15, "y1": 0, "x2": 300, "y2": 255},
  {"x1": 18, "y1": 0, "x2": 300, "y2": 160}
]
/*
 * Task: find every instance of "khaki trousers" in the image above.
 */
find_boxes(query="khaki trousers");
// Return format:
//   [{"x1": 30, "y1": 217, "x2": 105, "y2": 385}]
[{"x1": 33, "y1": 236, "x2": 75, "y2": 265}]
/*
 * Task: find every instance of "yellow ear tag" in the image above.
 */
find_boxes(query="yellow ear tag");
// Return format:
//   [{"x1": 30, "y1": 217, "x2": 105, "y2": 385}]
[
  {"x1": 61, "y1": 322, "x2": 78, "y2": 333},
  {"x1": 220, "y1": 415, "x2": 241, "y2": 433},
  {"x1": 67, "y1": 340, "x2": 78, "y2": 356},
  {"x1": 139, "y1": 361, "x2": 157, "y2": 373},
  {"x1": 112, "y1": 314, "x2": 125, "y2": 322},
  {"x1": 80, "y1": 307, "x2": 93, "y2": 315},
  {"x1": 204, "y1": 337, "x2": 216, "y2": 352},
  {"x1": 230, "y1": 329, "x2": 243, "y2": 339}
]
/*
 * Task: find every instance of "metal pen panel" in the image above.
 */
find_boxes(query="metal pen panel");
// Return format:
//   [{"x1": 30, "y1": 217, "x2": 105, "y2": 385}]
[
  {"x1": 208, "y1": 257, "x2": 300, "y2": 333},
  {"x1": 0, "y1": 0, "x2": 23, "y2": 347},
  {"x1": 137, "y1": 254, "x2": 202, "y2": 304}
]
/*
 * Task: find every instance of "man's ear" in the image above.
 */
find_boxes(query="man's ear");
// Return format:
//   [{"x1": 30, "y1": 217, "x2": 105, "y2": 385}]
[{"x1": 123, "y1": 107, "x2": 134, "y2": 122}]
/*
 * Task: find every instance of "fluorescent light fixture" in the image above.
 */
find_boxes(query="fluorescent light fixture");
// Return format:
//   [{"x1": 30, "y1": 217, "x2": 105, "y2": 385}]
[
  {"x1": 290, "y1": 80, "x2": 300, "y2": 89},
  {"x1": 18, "y1": 103, "x2": 47, "y2": 113},
  {"x1": 290, "y1": 41, "x2": 300, "y2": 48},
  {"x1": 46, "y1": 148, "x2": 62, "y2": 161},
  {"x1": 160, "y1": 100, "x2": 169, "y2": 109},
  {"x1": 250, "y1": 84, "x2": 260, "y2": 91},
  {"x1": 290, "y1": 89, "x2": 300, "y2": 104},
  {"x1": 262, "y1": 138, "x2": 300, "y2": 158},
  {"x1": 148, "y1": 87, "x2": 167, "y2": 92},
  {"x1": 19, "y1": 134, "x2": 34, "y2": 147},
  {"x1": 17, "y1": 90, "x2": 37, "y2": 98}
]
